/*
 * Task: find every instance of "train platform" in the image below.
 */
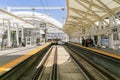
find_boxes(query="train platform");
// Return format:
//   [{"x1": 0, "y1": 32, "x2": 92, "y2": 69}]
[
  {"x1": 92, "y1": 47, "x2": 120, "y2": 56},
  {"x1": 0, "y1": 45, "x2": 39, "y2": 74},
  {"x1": 67, "y1": 42, "x2": 120, "y2": 60}
]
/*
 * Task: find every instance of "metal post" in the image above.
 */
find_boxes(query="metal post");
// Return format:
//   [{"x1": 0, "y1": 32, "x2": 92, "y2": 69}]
[
  {"x1": 30, "y1": 37, "x2": 32, "y2": 45},
  {"x1": 61, "y1": 8, "x2": 65, "y2": 25},
  {"x1": 21, "y1": 26, "x2": 24, "y2": 44},
  {"x1": 45, "y1": 24, "x2": 47, "y2": 43},
  {"x1": 32, "y1": 8, "x2": 35, "y2": 25},
  {"x1": 15, "y1": 23, "x2": 19, "y2": 46},
  {"x1": 26, "y1": 37, "x2": 27, "y2": 46},
  {"x1": 99, "y1": 20, "x2": 102, "y2": 29},
  {"x1": 39, "y1": 24, "x2": 41, "y2": 43},
  {"x1": 7, "y1": 20, "x2": 11, "y2": 48}
]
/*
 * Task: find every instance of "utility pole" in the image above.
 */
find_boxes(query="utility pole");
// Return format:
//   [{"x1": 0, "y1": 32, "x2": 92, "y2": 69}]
[{"x1": 32, "y1": 8, "x2": 35, "y2": 25}]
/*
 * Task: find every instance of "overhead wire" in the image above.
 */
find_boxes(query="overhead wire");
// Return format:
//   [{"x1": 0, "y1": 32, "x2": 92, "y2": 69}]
[
  {"x1": 40, "y1": 0, "x2": 49, "y2": 15},
  {"x1": 42, "y1": 0, "x2": 50, "y2": 16}
]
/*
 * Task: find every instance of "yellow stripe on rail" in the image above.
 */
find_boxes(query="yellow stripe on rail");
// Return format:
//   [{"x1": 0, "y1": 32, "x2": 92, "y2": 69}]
[{"x1": 0, "y1": 43, "x2": 51, "y2": 74}]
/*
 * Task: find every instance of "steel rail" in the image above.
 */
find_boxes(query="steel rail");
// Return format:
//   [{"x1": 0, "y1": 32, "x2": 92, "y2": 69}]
[
  {"x1": 51, "y1": 46, "x2": 58, "y2": 80},
  {"x1": 66, "y1": 45, "x2": 117, "y2": 80},
  {"x1": 64, "y1": 46, "x2": 96, "y2": 80},
  {"x1": 32, "y1": 46, "x2": 53, "y2": 80}
]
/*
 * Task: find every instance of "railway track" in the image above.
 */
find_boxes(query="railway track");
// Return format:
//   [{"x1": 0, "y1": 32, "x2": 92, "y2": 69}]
[
  {"x1": 32, "y1": 45, "x2": 57, "y2": 80},
  {"x1": 64, "y1": 45, "x2": 117, "y2": 80},
  {"x1": 57, "y1": 45, "x2": 88, "y2": 80},
  {"x1": 30, "y1": 45, "x2": 118, "y2": 80},
  {"x1": 32, "y1": 45, "x2": 89, "y2": 80}
]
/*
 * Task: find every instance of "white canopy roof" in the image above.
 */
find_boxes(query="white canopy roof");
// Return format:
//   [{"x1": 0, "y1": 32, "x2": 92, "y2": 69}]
[
  {"x1": 64, "y1": 0, "x2": 120, "y2": 35},
  {"x1": 13, "y1": 11, "x2": 62, "y2": 28},
  {"x1": 0, "y1": 9, "x2": 37, "y2": 29}
]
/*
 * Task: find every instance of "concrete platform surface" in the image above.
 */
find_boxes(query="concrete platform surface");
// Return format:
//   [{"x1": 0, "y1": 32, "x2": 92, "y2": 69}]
[
  {"x1": 0, "y1": 46, "x2": 38, "y2": 67},
  {"x1": 93, "y1": 47, "x2": 120, "y2": 55}
]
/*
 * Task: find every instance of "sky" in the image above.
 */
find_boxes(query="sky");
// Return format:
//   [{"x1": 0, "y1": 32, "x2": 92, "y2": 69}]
[{"x1": 0, "y1": 0, "x2": 66, "y2": 25}]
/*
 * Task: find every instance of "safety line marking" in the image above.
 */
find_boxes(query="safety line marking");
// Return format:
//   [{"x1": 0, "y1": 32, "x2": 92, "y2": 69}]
[
  {"x1": 0, "y1": 43, "x2": 51, "y2": 74},
  {"x1": 70, "y1": 43, "x2": 120, "y2": 59}
]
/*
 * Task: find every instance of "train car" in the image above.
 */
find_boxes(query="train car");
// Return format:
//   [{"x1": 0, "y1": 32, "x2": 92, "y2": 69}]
[{"x1": 52, "y1": 38, "x2": 58, "y2": 45}]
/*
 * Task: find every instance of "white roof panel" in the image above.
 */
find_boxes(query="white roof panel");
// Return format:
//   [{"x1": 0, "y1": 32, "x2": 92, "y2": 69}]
[
  {"x1": 13, "y1": 11, "x2": 62, "y2": 28},
  {"x1": 0, "y1": 9, "x2": 37, "y2": 29},
  {"x1": 64, "y1": 0, "x2": 120, "y2": 35}
]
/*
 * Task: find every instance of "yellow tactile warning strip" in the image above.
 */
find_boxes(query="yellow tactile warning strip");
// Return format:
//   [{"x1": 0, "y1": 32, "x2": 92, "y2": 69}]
[
  {"x1": 69, "y1": 43, "x2": 120, "y2": 60},
  {"x1": 0, "y1": 43, "x2": 51, "y2": 74}
]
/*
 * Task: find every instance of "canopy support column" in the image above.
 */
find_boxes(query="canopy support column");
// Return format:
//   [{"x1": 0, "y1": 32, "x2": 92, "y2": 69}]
[
  {"x1": 98, "y1": 35, "x2": 101, "y2": 47},
  {"x1": 109, "y1": 16, "x2": 114, "y2": 49},
  {"x1": 5, "y1": 20, "x2": 11, "y2": 48},
  {"x1": 14, "y1": 23, "x2": 19, "y2": 46},
  {"x1": 21, "y1": 26, "x2": 24, "y2": 43}
]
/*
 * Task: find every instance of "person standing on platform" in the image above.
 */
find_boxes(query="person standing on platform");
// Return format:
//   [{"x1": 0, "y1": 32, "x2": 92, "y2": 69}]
[{"x1": 82, "y1": 38, "x2": 86, "y2": 46}]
